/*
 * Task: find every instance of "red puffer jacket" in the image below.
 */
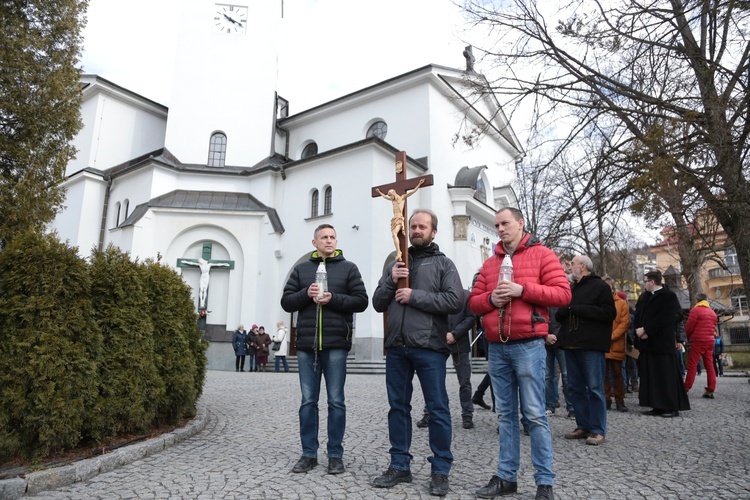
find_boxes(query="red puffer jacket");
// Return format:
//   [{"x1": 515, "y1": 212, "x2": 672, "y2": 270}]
[
  {"x1": 684, "y1": 301, "x2": 718, "y2": 345},
  {"x1": 469, "y1": 233, "x2": 571, "y2": 342}
]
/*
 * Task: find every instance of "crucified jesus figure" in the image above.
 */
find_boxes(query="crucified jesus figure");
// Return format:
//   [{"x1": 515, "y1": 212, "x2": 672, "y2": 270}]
[
  {"x1": 180, "y1": 257, "x2": 230, "y2": 309},
  {"x1": 375, "y1": 178, "x2": 425, "y2": 261}
]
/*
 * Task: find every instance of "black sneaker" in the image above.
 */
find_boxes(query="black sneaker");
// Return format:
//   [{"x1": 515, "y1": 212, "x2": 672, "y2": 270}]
[
  {"x1": 429, "y1": 474, "x2": 450, "y2": 496},
  {"x1": 328, "y1": 457, "x2": 345, "y2": 474},
  {"x1": 372, "y1": 467, "x2": 413, "y2": 488},
  {"x1": 473, "y1": 395, "x2": 491, "y2": 410},
  {"x1": 616, "y1": 402, "x2": 628, "y2": 412},
  {"x1": 536, "y1": 484, "x2": 554, "y2": 500},
  {"x1": 476, "y1": 475, "x2": 517, "y2": 498},
  {"x1": 291, "y1": 456, "x2": 317, "y2": 473},
  {"x1": 522, "y1": 422, "x2": 530, "y2": 436},
  {"x1": 416, "y1": 414, "x2": 430, "y2": 428},
  {"x1": 462, "y1": 415, "x2": 474, "y2": 429}
]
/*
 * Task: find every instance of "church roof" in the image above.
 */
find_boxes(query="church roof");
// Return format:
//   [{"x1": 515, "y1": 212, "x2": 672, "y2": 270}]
[
  {"x1": 119, "y1": 190, "x2": 284, "y2": 233},
  {"x1": 452, "y1": 165, "x2": 487, "y2": 188}
]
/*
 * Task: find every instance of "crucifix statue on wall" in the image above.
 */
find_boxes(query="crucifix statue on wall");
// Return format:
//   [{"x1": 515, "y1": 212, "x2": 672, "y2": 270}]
[
  {"x1": 177, "y1": 243, "x2": 234, "y2": 325},
  {"x1": 372, "y1": 151, "x2": 433, "y2": 288}
]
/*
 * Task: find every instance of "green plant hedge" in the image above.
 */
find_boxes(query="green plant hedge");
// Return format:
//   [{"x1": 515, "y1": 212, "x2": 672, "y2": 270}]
[{"x1": 0, "y1": 234, "x2": 206, "y2": 461}]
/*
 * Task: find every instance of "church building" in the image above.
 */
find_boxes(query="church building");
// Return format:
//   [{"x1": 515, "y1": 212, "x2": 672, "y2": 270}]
[{"x1": 51, "y1": 0, "x2": 523, "y2": 368}]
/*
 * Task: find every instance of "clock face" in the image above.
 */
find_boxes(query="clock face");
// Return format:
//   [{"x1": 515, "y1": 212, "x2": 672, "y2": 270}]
[{"x1": 214, "y1": 4, "x2": 248, "y2": 34}]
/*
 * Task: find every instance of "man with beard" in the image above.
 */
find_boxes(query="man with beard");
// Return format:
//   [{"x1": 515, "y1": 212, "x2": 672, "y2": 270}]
[
  {"x1": 634, "y1": 270, "x2": 690, "y2": 417},
  {"x1": 371, "y1": 209, "x2": 463, "y2": 497}
]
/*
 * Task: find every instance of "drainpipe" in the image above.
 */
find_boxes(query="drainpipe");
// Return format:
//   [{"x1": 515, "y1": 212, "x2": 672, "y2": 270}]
[{"x1": 98, "y1": 175, "x2": 112, "y2": 252}]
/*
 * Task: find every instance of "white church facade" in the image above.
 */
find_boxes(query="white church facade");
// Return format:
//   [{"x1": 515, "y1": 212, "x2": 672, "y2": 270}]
[{"x1": 52, "y1": 0, "x2": 522, "y2": 369}]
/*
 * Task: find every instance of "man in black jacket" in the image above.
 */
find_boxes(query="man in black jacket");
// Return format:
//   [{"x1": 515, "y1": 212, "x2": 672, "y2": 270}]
[
  {"x1": 371, "y1": 209, "x2": 463, "y2": 497},
  {"x1": 416, "y1": 290, "x2": 478, "y2": 430},
  {"x1": 556, "y1": 255, "x2": 616, "y2": 446},
  {"x1": 281, "y1": 224, "x2": 368, "y2": 475}
]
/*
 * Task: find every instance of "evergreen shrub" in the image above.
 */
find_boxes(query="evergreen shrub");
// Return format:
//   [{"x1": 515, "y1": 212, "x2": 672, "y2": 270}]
[{"x1": 0, "y1": 231, "x2": 101, "y2": 461}]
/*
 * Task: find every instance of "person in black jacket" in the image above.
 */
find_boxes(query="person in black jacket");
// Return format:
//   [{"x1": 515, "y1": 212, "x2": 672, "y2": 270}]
[
  {"x1": 280, "y1": 224, "x2": 368, "y2": 475},
  {"x1": 416, "y1": 289, "x2": 478, "y2": 430},
  {"x1": 556, "y1": 255, "x2": 616, "y2": 446},
  {"x1": 371, "y1": 209, "x2": 463, "y2": 497}
]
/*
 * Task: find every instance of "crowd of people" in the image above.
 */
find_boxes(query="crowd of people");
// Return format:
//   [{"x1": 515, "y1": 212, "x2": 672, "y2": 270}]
[{"x1": 225, "y1": 207, "x2": 724, "y2": 499}]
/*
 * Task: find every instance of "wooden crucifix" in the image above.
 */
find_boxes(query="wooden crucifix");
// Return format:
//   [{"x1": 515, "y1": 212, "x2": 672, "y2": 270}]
[{"x1": 372, "y1": 151, "x2": 433, "y2": 288}]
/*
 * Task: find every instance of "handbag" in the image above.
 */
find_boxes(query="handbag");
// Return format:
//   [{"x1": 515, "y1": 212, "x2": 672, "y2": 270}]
[{"x1": 271, "y1": 341, "x2": 281, "y2": 351}]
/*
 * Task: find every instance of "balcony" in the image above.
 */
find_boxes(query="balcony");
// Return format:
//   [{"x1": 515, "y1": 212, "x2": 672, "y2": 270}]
[{"x1": 708, "y1": 266, "x2": 741, "y2": 279}]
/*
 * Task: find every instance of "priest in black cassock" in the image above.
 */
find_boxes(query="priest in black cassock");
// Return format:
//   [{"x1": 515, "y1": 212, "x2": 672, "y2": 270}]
[{"x1": 634, "y1": 270, "x2": 690, "y2": 417}]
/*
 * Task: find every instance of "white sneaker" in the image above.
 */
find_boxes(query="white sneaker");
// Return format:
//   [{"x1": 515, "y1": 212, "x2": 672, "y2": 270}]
[{"x1": 545, "y1": 409, "x2": 554, "y2": 417}]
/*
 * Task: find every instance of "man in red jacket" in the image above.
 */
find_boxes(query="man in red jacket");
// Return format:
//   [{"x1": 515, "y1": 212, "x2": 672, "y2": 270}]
[
  {"x1": 684, "y1": 293, "x2": 718, "y2": 398},
  {"x1": 469, "y1": 207, "x2": 571, "y2": 500}
]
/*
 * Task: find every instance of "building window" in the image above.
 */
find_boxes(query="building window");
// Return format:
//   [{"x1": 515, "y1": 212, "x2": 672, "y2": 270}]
[
  {"x1": 474, "y1": 177, "x2": 487, "y2": 203},
  {"x1": 311, "y1": 189, "x2": 319, "y2": 218},
  {"x1": 123, "y1": 199, "x2": 130, "y2": 220},
  {"x1": 301, "y1": 142, "x2": 318, "y2": 159},
  {"x1": 725, "y1": 247, "x2": 738, "y2": 267},
  {"x1": 114, "y1": 202, "x2": 121, "y2": 227},
  {"x1": 208, "y1": 132, "x2": 227, "y2": 167},
  {"x1": 730, "y1": 288, "x2": 748, "y2": 316},
  {"x1": 366, "y1": 120, "x2": 388, "y2": 140},
  {"x1": 324, "y1": 186, "x2": 332, "y2": 215}
]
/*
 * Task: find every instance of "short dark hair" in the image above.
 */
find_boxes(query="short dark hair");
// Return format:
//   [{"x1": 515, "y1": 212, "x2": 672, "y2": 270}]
[
  {"x1": 645, "y1": 270, "x2": 662, "y2": 286},
  {"x1": 409, "y1": 209, "x2": 438, "y2": 231},
  {"x1": 496, "y1": 207, "x2": 524, "y2": 222},
  {"x1": 696, "y1": 293, "x2": 708, "y2": 302},
  {"x1": 314, "y1": 224, "x2": 335, "y2": 238}
]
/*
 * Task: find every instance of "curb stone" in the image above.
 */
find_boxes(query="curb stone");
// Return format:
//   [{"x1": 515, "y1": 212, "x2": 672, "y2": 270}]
[{"x1": 0, "y1": 406, "x2": 207, "y2": 499}]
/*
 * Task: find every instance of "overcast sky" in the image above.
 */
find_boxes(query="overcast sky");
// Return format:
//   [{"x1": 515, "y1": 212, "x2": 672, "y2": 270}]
[{"x1": 80, "y1": 0, "x2": 478, "y2": 113}]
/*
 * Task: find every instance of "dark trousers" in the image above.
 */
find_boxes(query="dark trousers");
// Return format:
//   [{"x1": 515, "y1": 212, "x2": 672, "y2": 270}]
[{"x1": 235, "y1": 355, "x2": 246, "y2": 371}]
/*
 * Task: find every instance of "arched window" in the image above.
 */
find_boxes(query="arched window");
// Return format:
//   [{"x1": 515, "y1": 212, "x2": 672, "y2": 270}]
[
  {"x1": 301, "y1": 142, "x2": 318, "y2": 159},
  {"x1": 474, "y1": 177, "x2": 487, "y2": 203},
  {"x1": 324, "y1": 186, "x2": 332, "y2": 215},
  {"x1": 123, "y1": 199, "x2": 130, "y2": 220},
  {"x1": 208, "y1": 132, "x2": 227, "y2": 167},
  {"x1": 114, "y1": 202, "x2": 121, "y2": 227},
  {"x1": 366, "y1": 120, "x2": 388, "y2": 140},
  {"x1": 311, "y1": 189, "x2": 319, "y2": 218}
]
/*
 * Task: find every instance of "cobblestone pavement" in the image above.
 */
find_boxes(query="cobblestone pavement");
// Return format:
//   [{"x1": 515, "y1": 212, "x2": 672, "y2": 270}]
[{"x1": 21, "y1": 370, "x2": 750, "y2": 499}]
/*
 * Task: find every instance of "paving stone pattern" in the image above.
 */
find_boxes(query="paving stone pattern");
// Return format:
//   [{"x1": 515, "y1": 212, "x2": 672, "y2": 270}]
[{"x1": 18, "y1": 370, "x2": 750, "y2": 499}]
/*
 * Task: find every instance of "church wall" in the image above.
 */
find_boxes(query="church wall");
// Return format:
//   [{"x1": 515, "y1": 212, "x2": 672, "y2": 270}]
[
  {"x1": 68, "y1": 92, "x2": 167, "y2": 176},
  {"x1": 165, "y1": 0, "x2": 281, "y2": 167},
  {"x1": 285, "y1": 84, "x2": 432, "y2": 161},
  {"x1": 51, "y1": 173, "x2": 108, "y2": 256}
]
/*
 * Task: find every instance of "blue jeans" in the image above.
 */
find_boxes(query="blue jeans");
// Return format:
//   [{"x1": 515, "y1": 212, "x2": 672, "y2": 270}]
[
  {"x1": 488, "y1": 338, "x2": 554, "y2": 486},
  {"x1": 297, "y1": 349, "x2": 348, "y2": 459},
  {"x1": 385, "y1": 347, "x2": 453, "y2": 475},
  {"x1": 545, "y1": 347, "x2": 572, "y2": 412},
  {"x1": 564, "y1": 349, "x2": 607, "y2": 436},
  {"x1": 275, "y1": 355, "x2": 289, "y2": 372}
]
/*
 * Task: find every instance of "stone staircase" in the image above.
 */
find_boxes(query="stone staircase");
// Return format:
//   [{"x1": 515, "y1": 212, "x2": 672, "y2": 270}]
[{"x1": 282, "y1": 356, "x2": 488, "y2": 375}]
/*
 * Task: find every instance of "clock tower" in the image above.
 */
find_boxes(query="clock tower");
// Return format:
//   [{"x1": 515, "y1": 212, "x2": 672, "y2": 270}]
[{"x1": 164, "y1": 0, "x2": 282, "y2": 167}]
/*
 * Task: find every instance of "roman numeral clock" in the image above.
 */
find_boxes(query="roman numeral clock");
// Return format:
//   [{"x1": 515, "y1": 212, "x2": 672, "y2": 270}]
[{"x1": 214, "y1": 3, "x2": 248, "y2": 34}]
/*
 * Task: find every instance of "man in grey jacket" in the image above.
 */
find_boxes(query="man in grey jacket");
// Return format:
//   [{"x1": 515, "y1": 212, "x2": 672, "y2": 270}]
[{"x1": 371, "y1": 209, "x2": 463, "y2": 497}]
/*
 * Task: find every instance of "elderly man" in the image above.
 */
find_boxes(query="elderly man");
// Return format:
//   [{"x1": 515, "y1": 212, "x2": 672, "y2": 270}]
[{"x1": 556, "y1": 256, "x2": 616, "y2": 446}]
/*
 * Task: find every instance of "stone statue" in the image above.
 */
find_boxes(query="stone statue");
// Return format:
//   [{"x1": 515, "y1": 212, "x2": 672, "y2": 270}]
[
  {"x1": 180, "y1": 257, "x2": 230, "y2": 309},
  {"x1": 375, "y1": 178, "x2": 425, "y2": 261}
]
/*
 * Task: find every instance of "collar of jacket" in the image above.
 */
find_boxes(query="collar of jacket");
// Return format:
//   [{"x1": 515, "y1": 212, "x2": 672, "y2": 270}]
[
  {"x1": 494, "y1": 232, "x2": 541, "y2": 257},
  {"x1": 409, "y1": 242, "x2": 442, "y2": 259},
  {"x1": 695, "y1": 300, "x2": 710, "y2": 308},
  {"x1": 311, "y1": 249, "x2": 343, "y2": 261}
]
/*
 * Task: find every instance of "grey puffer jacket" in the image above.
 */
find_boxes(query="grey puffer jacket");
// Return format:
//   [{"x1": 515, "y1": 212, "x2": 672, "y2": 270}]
[{"x1": 372, "y1": 243, "x2": 463, "y2": 354}]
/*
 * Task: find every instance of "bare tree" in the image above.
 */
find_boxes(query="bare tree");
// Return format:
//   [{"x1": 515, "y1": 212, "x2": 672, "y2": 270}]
[{"x1": 460, "y1": 0, "x2": 750, "y2": 297}]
